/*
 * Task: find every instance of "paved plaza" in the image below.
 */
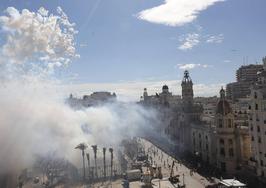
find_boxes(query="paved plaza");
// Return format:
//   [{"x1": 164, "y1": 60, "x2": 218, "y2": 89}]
[
  {"x1": 23, "y1": 138, "x2": 217, "y2": 188},
  {"x1": 138, "y1": 138, "x2": 215, "y2": 188}
]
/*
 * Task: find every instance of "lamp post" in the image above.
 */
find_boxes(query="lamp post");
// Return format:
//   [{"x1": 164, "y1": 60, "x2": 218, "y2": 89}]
[
  {"x1": 75, "y1": 143, "x2": 88, "y2": 181},
  {"x1": 92, "y1": 145, "x2": 98, "y2": 178}
]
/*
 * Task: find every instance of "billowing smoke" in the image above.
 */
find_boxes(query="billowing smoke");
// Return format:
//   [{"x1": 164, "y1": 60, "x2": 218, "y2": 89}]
[
  {"x1": 0, "y1": 6, "x2": 78, "y2": 68},
  {"x1": 0, "y1": 6, "x2": 158, "y2": 178},
  {"x1": 0, "y1": 75, "x2": 157, "y2": 173}
]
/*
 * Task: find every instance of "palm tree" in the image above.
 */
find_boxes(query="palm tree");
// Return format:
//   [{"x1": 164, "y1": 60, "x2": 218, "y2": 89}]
[
  {"x1": 86, "y1": 153, "x2": 90, "y2": 178},
  {"x1": 103, "y1": 147, "x2": 106, "y2": 178},
  {"x1": 75, "y1": 143, "x2": 88, "y2": 181},
  {"x1": 109, "y1": 148, "x2": 114, "y2": 179},
  {"x1": 91, "y1": 145, "x2": 98, "y2": 178}
]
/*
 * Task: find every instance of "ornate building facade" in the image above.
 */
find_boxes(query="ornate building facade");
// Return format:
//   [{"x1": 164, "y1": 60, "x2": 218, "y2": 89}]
[
  {"x1": 215, "y1": 88, "x2": 251, "y2": 174},
  {"x1": 248, "y1": 58, "x2": 266, "y2": 179},
  {"x1": 141, "y1": 69, "x2": 251, "y2": 176}
]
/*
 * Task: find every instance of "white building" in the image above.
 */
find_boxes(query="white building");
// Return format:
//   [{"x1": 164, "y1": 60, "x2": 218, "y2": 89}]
[{"x1": 248, "y1": 57, "x2": 266, "y2": 178}]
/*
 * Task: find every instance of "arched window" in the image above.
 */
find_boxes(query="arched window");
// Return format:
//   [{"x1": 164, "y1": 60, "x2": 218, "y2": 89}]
[
  {"x1": 228, "y1": 119, "x2": 232, "y2": 128},
  {"x1": 229, "y1": 148, "x2": 234, "y2": 157},
  {"x1": 220, "y1": 148, "x2": 225, "y2": 156},
  {"x1": 218, "y1": 119, "x2": 223, "y2": 128}
]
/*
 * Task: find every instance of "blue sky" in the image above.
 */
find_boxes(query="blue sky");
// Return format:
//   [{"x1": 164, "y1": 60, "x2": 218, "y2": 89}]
[{"x1": 1, "y1": 0, "x2": 266, "y2": 100}]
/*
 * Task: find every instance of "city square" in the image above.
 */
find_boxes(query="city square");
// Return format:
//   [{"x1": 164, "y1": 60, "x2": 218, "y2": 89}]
[{"x1": 0, "y1": 1, "x2": 265, "y2": 188}]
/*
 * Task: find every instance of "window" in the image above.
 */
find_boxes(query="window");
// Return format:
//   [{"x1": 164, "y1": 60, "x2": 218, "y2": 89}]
[
  {"x1": 228, "y1": 119, "x2": 232, "y2": 128},
  {"x1": 252, "y1": 136, "x2": 254, "y2": 141},
  {"x1": 228, "y1": 139, "x2": 233, "y2": 145},
  {"x1": 254, "y1": 92, "x2": 257, "y2": 99},
  {"x1": 218, "y1": 119, "x2": 222, "y2": 128},
  {"x1": 256, "y1": 114, "x2": 259, "y2": 121},
  {"x1": 259, "y1": 137, "x2": 262, "y2": 143},
  {"x1": 220, "y1": 139, "x2": 224, "y2": 145},
  {"x1": 255, "y1": 103, "x2": 258, "y2": 110},
  {"x1": 206, "y1": 144, "x2": 209, "y2": 151},
  {"x1": 260, "y1": 160, "x2": 264, "y2": 166},
  {"x1": 263, "y1": 103, "x2": 266, "y2": 111},
  {"x1": 257, "y1": 126, "x2": 261, "y2": 132},
  {"x1": 229, "y1": 148, "x2": 234, "y2": 157},
  {"x1": 220, "y1": 148, "x2": 225, "y2": 156}
]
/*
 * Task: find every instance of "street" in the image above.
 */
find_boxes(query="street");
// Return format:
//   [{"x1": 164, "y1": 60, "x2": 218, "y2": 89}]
[{"x1": 138, "y1": 138, "x2": 215, "y2": 188}]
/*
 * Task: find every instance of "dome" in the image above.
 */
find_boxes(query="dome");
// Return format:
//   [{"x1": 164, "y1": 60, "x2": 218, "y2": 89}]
[
  {"x1": 162, "y1": 85, "x2": 169, "y2": 90},
  {"x1": 216, "y1": 87, "x2": 231, "y2": 115},
  {"x1": 216, "y1": 100, "x2": 232, "y2": 115}
]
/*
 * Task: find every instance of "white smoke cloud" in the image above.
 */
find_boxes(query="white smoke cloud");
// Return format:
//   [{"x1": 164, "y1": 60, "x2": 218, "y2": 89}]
[
  {"x1": 0, "y1": 7, "x2": 158, "y2": 178},
  {"x1": 0, "y1": 7, "x2": 79, "y2": 69},
  {"x1": 0, "y1": 74, "x2": 156, "y2": 173}
]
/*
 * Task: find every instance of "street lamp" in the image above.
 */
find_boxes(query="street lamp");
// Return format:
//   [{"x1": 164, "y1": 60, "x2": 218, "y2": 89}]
[{"x1": 75, "y1": 143, "x2": 88, "y2": 181}]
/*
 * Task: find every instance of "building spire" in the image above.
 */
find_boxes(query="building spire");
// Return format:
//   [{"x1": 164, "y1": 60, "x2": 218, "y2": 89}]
[
  {"x1": 220, "y1": 87, "x2": 225, "y2": 99},
  {"x1": 181, "y1": 70, "x2": 194, "y2": 107},
  {"x1": 183, "y1": 70, "x2": 192, "y2": 83}
]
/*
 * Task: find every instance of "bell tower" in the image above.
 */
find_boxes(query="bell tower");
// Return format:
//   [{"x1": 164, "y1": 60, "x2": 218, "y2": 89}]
[{"x1": 181, "y1": 70, "x2": 194, "y2": 107}]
